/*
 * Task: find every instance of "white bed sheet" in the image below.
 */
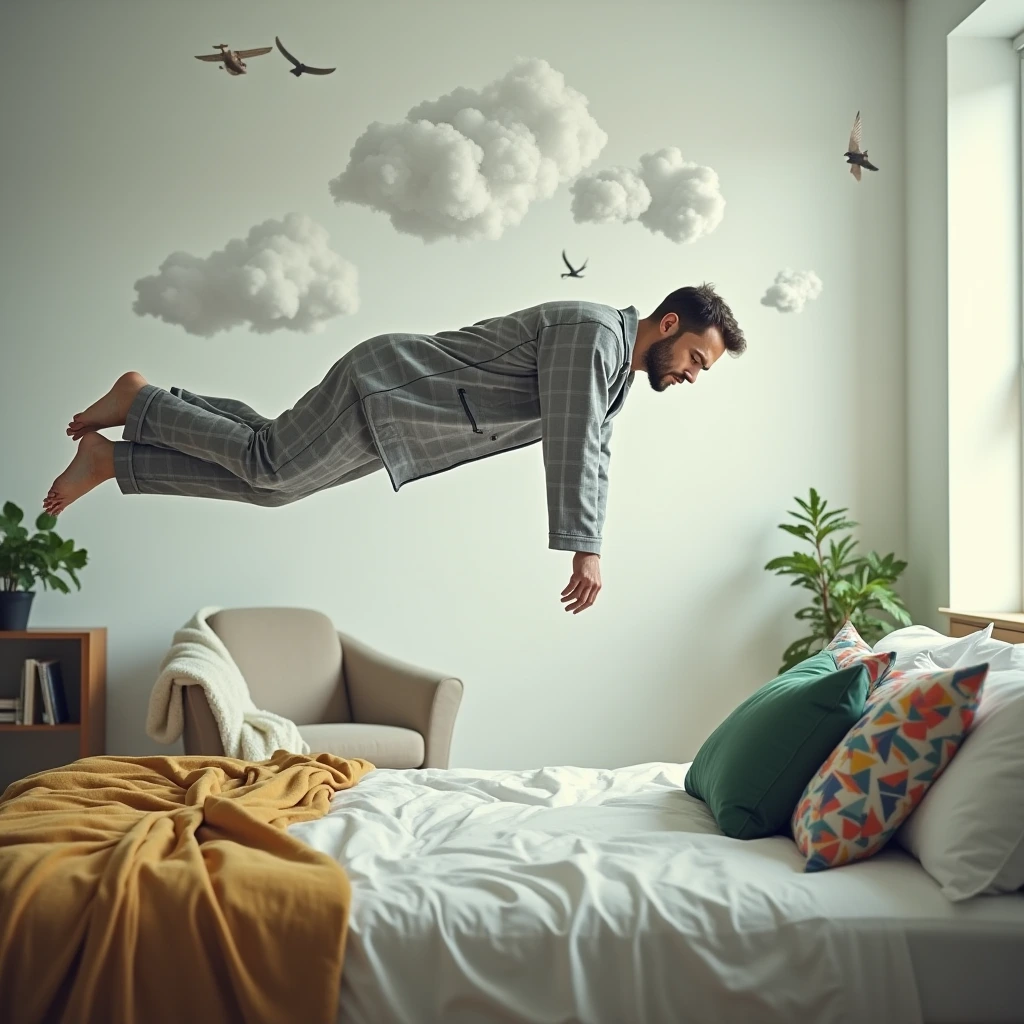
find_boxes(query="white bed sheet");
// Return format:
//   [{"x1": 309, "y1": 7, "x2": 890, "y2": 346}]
[{"x1": 288, "y1": 762, "x2": 1024, "y2": 1024}]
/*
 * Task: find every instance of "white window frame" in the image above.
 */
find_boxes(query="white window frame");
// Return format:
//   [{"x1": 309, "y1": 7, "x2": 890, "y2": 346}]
[{"x1": 1019, "y1": 28, "x2": 1024, "y2": 605}]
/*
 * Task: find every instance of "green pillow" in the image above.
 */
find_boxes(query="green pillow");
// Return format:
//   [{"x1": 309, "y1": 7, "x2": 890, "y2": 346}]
[{"x1": 683, "y1": 651, "x2": 869, "y2": 840}]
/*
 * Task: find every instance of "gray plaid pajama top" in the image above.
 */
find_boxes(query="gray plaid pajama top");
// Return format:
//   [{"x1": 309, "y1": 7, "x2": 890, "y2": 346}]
[{"x1": 354, "y1": 300, "x2": 639, "y2": 555}]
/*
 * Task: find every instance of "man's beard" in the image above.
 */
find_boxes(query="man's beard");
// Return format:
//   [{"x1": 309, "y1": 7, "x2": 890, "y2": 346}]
[{"x1": 644, "y1": 335, "x2": 678, "y2": 392}]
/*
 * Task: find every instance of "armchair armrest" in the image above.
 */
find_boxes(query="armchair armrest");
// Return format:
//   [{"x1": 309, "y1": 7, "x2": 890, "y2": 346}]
[
  {"x1": 181, "y1": 685, "x2": 227, "y2": 756},
  {"x1": 339, "y1": 631, "x2": 463, "y2": 769}
]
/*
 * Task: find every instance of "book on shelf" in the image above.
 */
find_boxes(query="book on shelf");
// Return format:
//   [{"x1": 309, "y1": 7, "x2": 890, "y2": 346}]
[
  {"x1": 0, "y1": 699, "x2": 18, "y2": 723},
  {"x1": 36, "y1": 660, "x2": 70, "y2": 724},
  {"x1": 19, "y1": 659, "x2": 39, "y2": 724},
  {"x1": 15, "y1": 658, "x2": 70, "y2": 725}
]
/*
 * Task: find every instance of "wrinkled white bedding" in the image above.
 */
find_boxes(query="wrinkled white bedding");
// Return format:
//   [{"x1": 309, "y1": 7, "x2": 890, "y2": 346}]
[{"x1": 288, "y1": 762, "x2": 1024, "y2": 1024}]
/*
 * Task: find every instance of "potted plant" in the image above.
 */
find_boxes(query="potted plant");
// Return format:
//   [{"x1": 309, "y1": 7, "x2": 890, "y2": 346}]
[
  {"x1": 0, "y1": 502, "x2": 88, "y2": 631},
  {"x1": 765, "y1": 488, "x2": 911, "y2": 673}
]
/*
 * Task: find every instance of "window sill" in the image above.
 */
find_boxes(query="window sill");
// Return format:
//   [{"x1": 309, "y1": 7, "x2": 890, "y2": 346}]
[{"x1": 939, "y1": 608, "x2": 1024, "y2": 644}]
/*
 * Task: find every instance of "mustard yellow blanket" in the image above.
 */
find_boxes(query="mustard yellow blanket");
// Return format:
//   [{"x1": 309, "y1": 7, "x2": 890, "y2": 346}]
[{"x1": 0, "y1": 750, "x2": 373, "y2": 1024}]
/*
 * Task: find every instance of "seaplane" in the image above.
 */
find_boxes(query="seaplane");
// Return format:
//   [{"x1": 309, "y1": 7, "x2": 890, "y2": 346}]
[{"x1": 194, "y1": 43, "x2": 273, "y2": 76}]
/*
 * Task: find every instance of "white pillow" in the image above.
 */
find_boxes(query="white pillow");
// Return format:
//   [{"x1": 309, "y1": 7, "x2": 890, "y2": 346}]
[
  {"x1": 896, "y1": 635, "x2": 1024, "y2": 900},
  {"x1": 872, "y1": 622, "x2": 994, "y2": 669}
]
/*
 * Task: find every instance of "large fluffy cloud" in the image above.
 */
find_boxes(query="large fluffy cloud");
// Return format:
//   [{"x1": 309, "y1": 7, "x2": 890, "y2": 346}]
[
  {"x1": 571, "y1": 148, "x2": 725, "y2": 243},
  {"x1": 329, "y1": 58, "x2": 607, "y2": 242},
  {"x1": 132, "y1": 213, "x2": 359, "y2": 337},
  {"x1": 760, "y1": 269, "x2": 823, "y2": 313}
]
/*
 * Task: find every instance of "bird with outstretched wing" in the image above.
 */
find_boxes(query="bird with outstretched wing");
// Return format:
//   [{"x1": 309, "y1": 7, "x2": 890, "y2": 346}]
[
  {"x1": 561, "y1": 250, "x2": 588, "y2": 278},
  {"x1": 844, "y1": 111, "x2": 879, "y2": 181},
  {"x1": 275, "y1": 36, "x2": 336, "y2": 76}
]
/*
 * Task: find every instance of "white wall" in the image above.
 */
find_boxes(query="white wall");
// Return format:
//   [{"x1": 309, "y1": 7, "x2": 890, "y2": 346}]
[
  {"x1": 0, "y1": 0, "x2": 906, "y2": 769},
  {"x1": 947, "y1": 37, "x2": 1022, "y2": 611},
  {"x1": 903, "y1": 0, "x2": 987, "y2": 628}
]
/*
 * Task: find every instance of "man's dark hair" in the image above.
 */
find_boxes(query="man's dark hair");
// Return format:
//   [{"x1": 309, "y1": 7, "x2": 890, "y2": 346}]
[{"x1": 648, "y1": 283, "x2": 746, "y2": 356}]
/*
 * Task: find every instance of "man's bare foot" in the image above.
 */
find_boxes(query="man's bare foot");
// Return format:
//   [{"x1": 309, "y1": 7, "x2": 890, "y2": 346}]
[
  {"x1": 67, "y1": 371, "x2": 148, "y2": 440},
  {"x1": 43, "y1": 433, "x2": 116, "y2": 516}
]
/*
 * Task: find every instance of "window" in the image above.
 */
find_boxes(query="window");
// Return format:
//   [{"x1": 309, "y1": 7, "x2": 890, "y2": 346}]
[{"x1": 946, "y1": 29, "x2": 1024, "y2": 611}]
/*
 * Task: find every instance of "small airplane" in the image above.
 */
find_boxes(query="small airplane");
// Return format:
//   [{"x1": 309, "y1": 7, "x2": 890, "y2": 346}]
[
  {"x1": 275, "y1": 36, "x2": 336, "y2": 77},
  {"x1": 561, "y1": 250, "x2": 588, "y2": 279},
  {"x1": 844, "y1": 111, "x2": 879, "y2": 181},
  {"x1": 194, "y1": 43, "x2": 273, "y2": 76}
]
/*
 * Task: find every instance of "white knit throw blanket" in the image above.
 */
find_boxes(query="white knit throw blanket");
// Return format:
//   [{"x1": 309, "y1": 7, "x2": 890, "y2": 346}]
[{"x1": 146, "y1": 606, "x2": 309, "y2": 760}]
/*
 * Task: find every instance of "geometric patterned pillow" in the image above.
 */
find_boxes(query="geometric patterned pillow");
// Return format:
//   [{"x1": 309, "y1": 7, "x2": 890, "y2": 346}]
[
  {"x1": 791, "y1": 663, "x2": 988, "y2": 871},
  {"x1": 825, "y1": 620, "x2": 896, "y2": 692}
]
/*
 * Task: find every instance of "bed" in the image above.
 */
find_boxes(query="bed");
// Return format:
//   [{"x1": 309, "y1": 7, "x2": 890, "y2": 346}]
[
  {"x1": 4, "y1": 622, "x2": 1022, "y2": 1024},
  {"x1": 289, "y1": 760, "x2": 1024, "y2": 1024}
]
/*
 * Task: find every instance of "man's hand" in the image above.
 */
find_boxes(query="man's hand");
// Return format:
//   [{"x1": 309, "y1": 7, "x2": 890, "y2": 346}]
[{"x1": 560, "y1": 552, "x2": 602, "y2": 614}]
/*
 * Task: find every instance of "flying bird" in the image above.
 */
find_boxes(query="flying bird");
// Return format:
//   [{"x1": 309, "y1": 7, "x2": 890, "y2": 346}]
[
  {"x1": 844, "y1": 111, "x2": 879, "y2": 180},
  {"x1": 275, "y1": 36, "x2": 336, "y2": 76},
  {"x1": 194, "y1": 43, "x2": 272, "y2": 76},
  {"x1": 561, "y1": 250, "x2": 588, "y2": 279}
]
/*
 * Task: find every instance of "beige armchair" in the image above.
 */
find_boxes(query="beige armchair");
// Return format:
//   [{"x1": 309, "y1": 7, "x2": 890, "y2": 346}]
[{"x1": 181, "y1": 607, "x2": 464, "y2": 769}]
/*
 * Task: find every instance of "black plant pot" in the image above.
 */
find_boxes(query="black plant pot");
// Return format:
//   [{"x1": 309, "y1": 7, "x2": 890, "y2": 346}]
[{"x1": 0, "y1": 591, "x2": 35, "y2": 631}]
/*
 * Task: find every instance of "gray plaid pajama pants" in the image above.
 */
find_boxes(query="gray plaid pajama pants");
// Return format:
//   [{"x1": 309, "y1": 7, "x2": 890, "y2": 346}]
[{"x1": 112, "y1": 354, "x2": 383, "y2": 505}]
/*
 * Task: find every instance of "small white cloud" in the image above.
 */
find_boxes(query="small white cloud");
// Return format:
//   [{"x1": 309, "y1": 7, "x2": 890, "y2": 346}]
[
  {"x1": 571, "y1": 147, "x2": 725, "y2": 243},
  {"x1": 637, "y1": 150, "x2": 725, "y2": 243},
  {"x1": 132, "y1": 213, "x2": 359, "y2": 337},
  {"x1": 330, "y1": 58, "x2": 607, "y2": 242},
  {"x1": 760, "y1": 269, "x2": 823, "y2": 314}
]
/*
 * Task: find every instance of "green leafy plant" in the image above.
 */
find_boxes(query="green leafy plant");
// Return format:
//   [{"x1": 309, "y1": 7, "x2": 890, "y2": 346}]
[
  {"x1": 765, "y1": 488, "x2": 911, "y2": 673},
  {"x1": 0, "y1": 502, "x2": 88, "y2": 593}
]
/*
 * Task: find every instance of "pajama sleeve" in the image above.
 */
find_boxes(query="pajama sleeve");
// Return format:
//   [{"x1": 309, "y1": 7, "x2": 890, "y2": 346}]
[
  {"x1": 537, "y1": 320, "x2": 619, "y2": 555},
  {"x1": 597, "y1": 418, "x2": 613, "y2": 546}
]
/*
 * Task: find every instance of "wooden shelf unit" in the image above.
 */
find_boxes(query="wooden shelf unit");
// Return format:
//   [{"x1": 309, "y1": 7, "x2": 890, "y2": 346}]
[
  {"x1": 0, "y1": 628, "x2": 106, "y2": 791},
  {"x1": 0, "y1": 724, "x2": 81, "y2": 732}
]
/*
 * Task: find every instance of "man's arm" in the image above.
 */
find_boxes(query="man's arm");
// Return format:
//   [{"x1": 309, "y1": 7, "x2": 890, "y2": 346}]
[
  {"x1": 537, "y1": 320, "x2": 618, "y2": 555},
  {"x1": 560, "y1": 420, "x2": 617, "y2": 613}
]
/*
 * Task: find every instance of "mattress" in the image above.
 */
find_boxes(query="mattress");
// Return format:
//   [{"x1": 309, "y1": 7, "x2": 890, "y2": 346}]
[{"x1": 288, "y1": 762, "x2": 1024, "y2": 1024}]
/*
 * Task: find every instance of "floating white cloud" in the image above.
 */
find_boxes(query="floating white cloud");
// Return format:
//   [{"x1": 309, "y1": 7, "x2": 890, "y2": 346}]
[
  {"x1": 569, "y1": 167, "x2": 651, "y2": 224},
  {"x1": 760, "y1": 269, "x2": 823, "y2": 314},
  {"x1": 132, "y1": 213, "x2": 359, "y2": 337},
  {"x1": 571, "y1": 147, "x2": 725, "y2": 243},
  {"x1": 329, "y1": 58, "x2": 607, "y2": 242}
]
